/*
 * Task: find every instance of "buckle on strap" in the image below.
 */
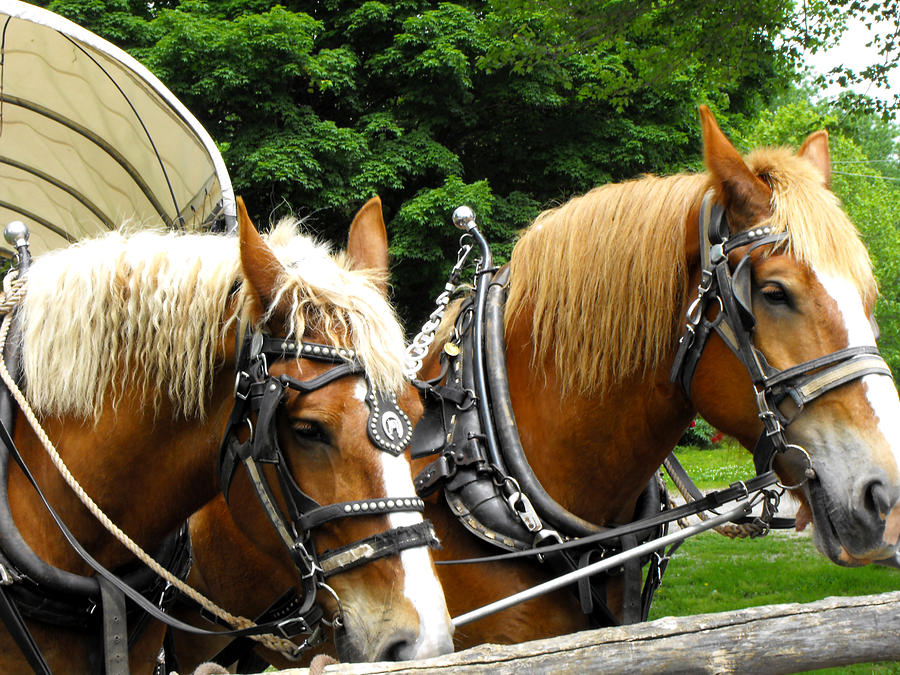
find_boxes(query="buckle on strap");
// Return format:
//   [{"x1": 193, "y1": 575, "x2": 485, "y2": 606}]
[{"x1": 506, "y1": 490, "x2": 542, "y2": 533}]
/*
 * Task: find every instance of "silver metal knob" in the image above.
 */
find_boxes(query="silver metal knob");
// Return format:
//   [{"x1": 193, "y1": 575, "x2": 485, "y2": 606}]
[
  {"x1": 452, "y1": 206, "x2": 476, "y2": 231},
  {"x1": 4, "y1": 220, "x2": 29, "y2": 249}
]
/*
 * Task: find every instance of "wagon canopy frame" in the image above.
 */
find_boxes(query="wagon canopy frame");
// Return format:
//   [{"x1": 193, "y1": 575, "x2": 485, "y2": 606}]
[{"x1": 0, "y1": 0, "x2": 236, "y2": 258}]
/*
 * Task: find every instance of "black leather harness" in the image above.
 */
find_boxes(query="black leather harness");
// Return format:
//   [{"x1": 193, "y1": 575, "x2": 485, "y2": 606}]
[
  {"x1": 0, "y1": 316, "x2": 193, "y2": 675},
  {"x1": 207, "y1": 326, "x2": 439, "y2": 668},
  {"x1": 411, "y1": 267, "x2": 668, "y2": 627},
  {"x1": 669, "y1": 191, "x2": 893, "y2": 478}
]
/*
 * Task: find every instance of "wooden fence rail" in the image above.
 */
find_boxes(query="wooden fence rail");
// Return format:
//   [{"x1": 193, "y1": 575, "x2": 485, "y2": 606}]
[{"x1": 259, "y1": 590, "x2": 900, "y2": 674}]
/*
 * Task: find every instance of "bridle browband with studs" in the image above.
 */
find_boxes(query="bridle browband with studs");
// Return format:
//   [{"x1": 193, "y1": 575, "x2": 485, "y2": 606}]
[
  {"x1": 217, "y1": 326, "x2": 437, "y2": 632},
  {"x1": 670, "y1": 190, "x2": 894, "y2": 478}
]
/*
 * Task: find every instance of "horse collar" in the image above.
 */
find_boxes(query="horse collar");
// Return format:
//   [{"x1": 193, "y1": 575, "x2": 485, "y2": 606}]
[{"x1": 410, "y1": 268, "x2": 668, "y2": 626}]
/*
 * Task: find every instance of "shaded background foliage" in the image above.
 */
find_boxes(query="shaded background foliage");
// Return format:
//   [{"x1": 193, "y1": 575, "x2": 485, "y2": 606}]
[{"x1": 39, "y1": 1, "x2": 900, "y2": 364}]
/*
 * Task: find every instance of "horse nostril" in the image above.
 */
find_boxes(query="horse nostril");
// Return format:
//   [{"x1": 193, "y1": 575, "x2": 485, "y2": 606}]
[
  {"x1": 864, "y1": 480, "x2": 893, "y2": 520},
  {"x1": 377, "y1": 633, "x2": 418, "y2": 662}
]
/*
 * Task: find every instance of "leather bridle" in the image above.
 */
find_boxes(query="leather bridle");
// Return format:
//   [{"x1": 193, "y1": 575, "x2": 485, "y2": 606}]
[
  {"x1": 217, "y1": 327, "x2": 439, "y2": 631},
  {"x1": 669, "y1": 190, "x2": 893, "y2": 477}
]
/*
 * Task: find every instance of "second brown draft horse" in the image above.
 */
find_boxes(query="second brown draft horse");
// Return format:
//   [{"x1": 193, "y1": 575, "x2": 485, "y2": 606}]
[
  {"x1": 413, "y1": 105, "x2": 900, "y2": 649},
  {"x1": 165, "y1": 105, "x2": 900, "y2": 666}
]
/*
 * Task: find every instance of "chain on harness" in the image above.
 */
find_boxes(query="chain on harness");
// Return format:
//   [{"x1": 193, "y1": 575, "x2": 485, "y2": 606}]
[{"x1": 405, "y1": 229, "x2": 475, "y2": 380}]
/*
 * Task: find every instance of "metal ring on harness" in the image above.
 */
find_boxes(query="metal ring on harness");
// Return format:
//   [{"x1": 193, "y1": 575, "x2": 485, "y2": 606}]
[
  {"x1": 316, "y1": 581, "x2": 345, "y2": 629},
  {"x1": 773, "y1": 444, "x2": 815, "y2": 490}
]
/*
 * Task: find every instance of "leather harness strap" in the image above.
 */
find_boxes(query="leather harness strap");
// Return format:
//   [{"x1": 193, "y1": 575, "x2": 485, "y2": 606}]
[
  {"x1": 670, "y1": 191, "x2": 893, "y2": 478},
  {"x1": 98, "y1": 576, "x2": 129, "y2": 675},
  {"x1": 0, "y1": 571, "x2": 50, "y2": 675},
  {"x1": 434, "y1": 470, "x2": 782, "y2": 566}
]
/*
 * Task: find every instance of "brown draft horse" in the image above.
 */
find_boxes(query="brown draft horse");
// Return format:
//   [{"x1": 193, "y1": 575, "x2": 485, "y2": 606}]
[
  {"x1": 0, "y1": 197, "x2": 452, "y2": 673},
  {"x1": 412, "y1": 105, "x2": 900, "y2": 650},
  {"x1": 169, "y1": 198, "x2": 454, "y2": 672}
]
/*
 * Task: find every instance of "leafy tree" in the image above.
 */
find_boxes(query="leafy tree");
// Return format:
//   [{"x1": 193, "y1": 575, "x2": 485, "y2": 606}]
[
  {"x1": 39, "y1": 0, "x2": 889, "y2": 329},
  {"x1": 791, "y1": 0, "x2": 899, "y2": 119}
]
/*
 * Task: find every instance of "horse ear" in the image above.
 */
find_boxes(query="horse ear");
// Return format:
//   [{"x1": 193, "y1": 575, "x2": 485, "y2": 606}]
[
  {"x1": 237, "y1": 196, "x2": 286, "y2": 319},
  {"x1": 347, "y1": 196, "x2": 389, "y2": 293},
  {"x1": 798, "y1": 130, "x2": 831, "y2": 187},
  {"x1": 699, "y1": 105, "x2": 771, "y2": 232}
]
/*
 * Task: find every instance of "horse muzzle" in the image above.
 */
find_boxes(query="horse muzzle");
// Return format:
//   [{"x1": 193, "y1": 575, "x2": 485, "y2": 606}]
[
  {"x1": 804, "y1": 472, "x2": 900, "y2": 566},
  {"x1": 332, "y1": 610, "x2": 422, "y2": 663}
]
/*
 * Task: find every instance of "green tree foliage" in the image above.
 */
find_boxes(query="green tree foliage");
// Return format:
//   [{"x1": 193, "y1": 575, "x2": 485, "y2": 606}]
[
  {"x1": 791, "y1": 0, "x2": 899, "y2": 119},
  {"x1": 41, "y1": 0, "x2": 800, "y2": 324}
]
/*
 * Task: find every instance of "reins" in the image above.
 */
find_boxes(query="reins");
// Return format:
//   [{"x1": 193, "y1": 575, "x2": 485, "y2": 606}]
[{"x1": 433, "y1": 471, "x2": 782, "y2": 567}]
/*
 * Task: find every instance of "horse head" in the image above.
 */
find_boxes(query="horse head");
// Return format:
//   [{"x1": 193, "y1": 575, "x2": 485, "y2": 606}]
[
  {"x1": 218, "y1": 197, "x2": 453, "y2": 661},
  {"x1": 687, "y1": 106, "x2": 900, "y2": 566}
]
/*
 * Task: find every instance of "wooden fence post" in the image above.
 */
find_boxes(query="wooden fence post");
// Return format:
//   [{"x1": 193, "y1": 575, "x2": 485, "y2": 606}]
[{"x1": 265, "y1": 590, "x2": 900, "y2": 674}]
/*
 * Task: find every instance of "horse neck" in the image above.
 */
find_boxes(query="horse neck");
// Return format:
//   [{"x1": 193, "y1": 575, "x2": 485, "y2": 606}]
[
  {"x1": 6, "y1": 338, "x2": 237, "y2": 574},
  {"x1": 504, "y1": 313, "x2": 693, "y2": 526}
]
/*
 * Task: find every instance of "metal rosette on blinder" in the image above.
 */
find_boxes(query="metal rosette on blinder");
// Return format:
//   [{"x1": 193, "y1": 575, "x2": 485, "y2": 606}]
[{"x1": 365, "y1": 386, "x2": 413, "y2": 455}]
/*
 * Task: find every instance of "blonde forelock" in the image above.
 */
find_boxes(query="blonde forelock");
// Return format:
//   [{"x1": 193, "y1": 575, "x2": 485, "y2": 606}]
[{"x1": 745, "y1": 148, "x2": 876, "y2": 305}]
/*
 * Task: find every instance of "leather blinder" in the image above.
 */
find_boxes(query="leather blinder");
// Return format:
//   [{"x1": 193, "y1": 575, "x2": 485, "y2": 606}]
[{"x1": 730, "y1": 255, "x2": 756, "y2": 330}]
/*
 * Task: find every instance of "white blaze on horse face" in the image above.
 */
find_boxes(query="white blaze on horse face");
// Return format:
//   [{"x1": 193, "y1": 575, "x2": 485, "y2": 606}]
[
  {"x1": 817, "y1": 273, "x2": 900, "y2": 472},
  {"x1": 379, "y1": 435, "x2": 454, "y2": 658},
  {"x1": 354, "y1": 376, "x2": 453, "y2": 655}
]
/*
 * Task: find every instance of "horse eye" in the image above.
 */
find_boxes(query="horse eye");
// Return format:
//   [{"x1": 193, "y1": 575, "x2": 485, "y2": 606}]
[
  {"x1": 760, "y1": 283, "x2": 789, "y2": 305},
  {"x1": 290, "y1": 419, "x2": 330, "y2": 445}
]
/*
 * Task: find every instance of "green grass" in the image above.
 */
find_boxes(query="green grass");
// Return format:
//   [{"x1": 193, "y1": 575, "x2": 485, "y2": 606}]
[
  {"x1": 649, "y1": 531, "x2": 900, "y2": 618},
  {"x1": 664, "y1": 440, "x2": 755, "y2": 491},
  {"x1": 651, "y1": 444, "x2": 900, "y2": 673}
]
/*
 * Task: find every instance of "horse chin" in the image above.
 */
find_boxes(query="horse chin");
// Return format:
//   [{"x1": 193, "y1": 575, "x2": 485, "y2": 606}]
[
  {"x1": 333, "y1": 624, "x2": 366, "y2": 663},
  {"x1": 804, "y1": 478, "x2": 898, "y2": 567}
]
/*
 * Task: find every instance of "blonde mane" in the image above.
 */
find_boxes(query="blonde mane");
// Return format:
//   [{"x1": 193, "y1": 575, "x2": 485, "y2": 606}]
[
  {"x1": 20, "y1": 221, "x2": 407, "y2": 421},
  {"x1": 506, "y1": 146, "x2": 876, "y2": 397},
  {"x1": 744, "y1": 147, "x2": 875, "y2": 301}
]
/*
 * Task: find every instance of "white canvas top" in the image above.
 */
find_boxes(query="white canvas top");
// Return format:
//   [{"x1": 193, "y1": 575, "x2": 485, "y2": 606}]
[{"x1": 0, "y1": 0, "x2": 235, "y2": 257}]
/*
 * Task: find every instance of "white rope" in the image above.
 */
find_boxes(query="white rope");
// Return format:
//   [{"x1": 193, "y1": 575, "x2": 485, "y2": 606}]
[{"x1": 0, "y1": 276, "x2": 302, "y2": 658}]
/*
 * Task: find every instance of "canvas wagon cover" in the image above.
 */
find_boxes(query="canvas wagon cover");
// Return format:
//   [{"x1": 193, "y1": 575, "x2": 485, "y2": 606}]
[{"x1": 0, "y1": 0, "x2": 235, "y2": 257}]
